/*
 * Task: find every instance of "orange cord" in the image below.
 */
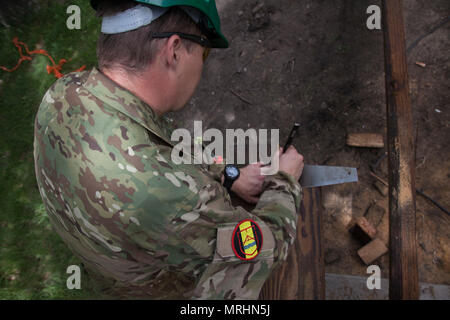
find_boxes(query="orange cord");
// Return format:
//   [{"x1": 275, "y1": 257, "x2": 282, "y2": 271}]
[{"x1": 0, "y1": 37, "x2": 86, "y2": 79}]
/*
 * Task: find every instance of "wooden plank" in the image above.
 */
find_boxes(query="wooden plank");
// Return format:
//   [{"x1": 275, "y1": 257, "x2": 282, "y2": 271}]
[
  {"x1": 346, "y1": 133, "x2": 384, "y2": 148},
  {"x1": 259, "y1": 188, "x2": 325, "y2": 299},
  {"x1": 382, "y1": 0, "x2": 419, "y2": 300}
]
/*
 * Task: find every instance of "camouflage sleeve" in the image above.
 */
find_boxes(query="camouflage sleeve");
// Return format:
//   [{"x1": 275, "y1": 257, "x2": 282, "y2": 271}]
[
  {"x1": 204, "y1": 162, "x2": 225, "y2": 183},
  {"x1": 254, "y1": 170, "x2": 302, "y2": 261}
]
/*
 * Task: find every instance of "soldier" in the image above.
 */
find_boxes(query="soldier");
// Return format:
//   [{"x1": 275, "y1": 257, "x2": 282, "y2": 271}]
[{"x1": 33, "y1": 0, "x2": 304, "y2": 299}]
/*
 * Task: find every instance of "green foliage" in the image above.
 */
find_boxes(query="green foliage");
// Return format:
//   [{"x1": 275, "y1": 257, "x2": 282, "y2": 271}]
[{"x1": 0, "y1": 0, "x2": 105, "y2": 299}]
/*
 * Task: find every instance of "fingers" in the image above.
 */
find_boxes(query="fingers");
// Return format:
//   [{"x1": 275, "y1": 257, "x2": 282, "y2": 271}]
[
  {"x1": 247, "y1": 163, "x2": 266, "y2": 180},
  {"x1": 284, "y1": 146, "x2": 304, "y2": 163},
  {"x1": 285, "y1": 145, "x2": 299, "y2": 154}
]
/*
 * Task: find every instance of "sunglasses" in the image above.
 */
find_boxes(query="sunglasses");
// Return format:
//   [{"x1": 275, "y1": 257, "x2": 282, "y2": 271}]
[{"x1": 152, "y1": 32, "x2": 212, "y2": 61}]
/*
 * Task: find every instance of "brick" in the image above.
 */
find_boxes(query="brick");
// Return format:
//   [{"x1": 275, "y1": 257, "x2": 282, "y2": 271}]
[
  {"x1": 357, "y1": 238, "x2": 388, "y2": 265},
  {"x1": 348, "y1": 217, "x2": 377, "y2": 245}
]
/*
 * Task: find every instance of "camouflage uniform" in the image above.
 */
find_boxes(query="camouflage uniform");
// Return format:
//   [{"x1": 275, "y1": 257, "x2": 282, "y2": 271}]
[{"x1": 33, "y1": 68, "x2": 302, "y2": 299}]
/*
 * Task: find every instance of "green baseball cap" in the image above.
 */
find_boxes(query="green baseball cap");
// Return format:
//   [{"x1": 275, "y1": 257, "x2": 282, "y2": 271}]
[{"x1": 91, "y1": 0, "x2": 229, "y2": 48}]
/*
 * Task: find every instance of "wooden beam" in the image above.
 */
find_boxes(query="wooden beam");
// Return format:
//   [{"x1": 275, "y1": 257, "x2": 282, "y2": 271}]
[
  {"x1": 382, "y1": 0, "x2": 419, "y2": 300},
  {"x1": 259, "y1": 188, "x2": 325, "y2": 299}
]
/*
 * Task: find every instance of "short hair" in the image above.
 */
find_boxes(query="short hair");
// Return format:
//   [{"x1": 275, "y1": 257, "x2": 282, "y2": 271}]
[{"x1": 96, "y1": 0, "x2": 201, "y2": 75}]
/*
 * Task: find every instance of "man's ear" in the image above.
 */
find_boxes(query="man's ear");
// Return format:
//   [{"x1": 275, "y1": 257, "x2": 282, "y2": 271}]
[{"x1": 164, "y1": 34, "x2": 183, "y2": 67}]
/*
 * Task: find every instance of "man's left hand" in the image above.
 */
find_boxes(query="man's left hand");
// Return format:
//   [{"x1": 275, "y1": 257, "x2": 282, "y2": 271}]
[{"x1": 230, "y1": 163, "x2": 265, "y2": 204}]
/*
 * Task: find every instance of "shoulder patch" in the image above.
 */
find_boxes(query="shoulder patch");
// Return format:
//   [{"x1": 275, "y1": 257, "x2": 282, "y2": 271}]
[
  {"x1": 214, "y1": 219, "x2": 275, "y2": 262},
  {"x1": 232, "y1": 219, "x2": 262, "y2": 260}
]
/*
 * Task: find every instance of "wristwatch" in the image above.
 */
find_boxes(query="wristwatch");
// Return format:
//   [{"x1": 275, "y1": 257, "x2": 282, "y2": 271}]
[{"x1": 223, "y1": 164, "x2": 240, "y2": 191}]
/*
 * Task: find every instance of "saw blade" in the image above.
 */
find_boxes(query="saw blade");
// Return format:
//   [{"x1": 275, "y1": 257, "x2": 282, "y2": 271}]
[{"x1": 299, "y1": 165, "x2": 358, "y2": 188}]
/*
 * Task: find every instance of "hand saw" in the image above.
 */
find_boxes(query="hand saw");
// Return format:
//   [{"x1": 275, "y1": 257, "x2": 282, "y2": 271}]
[{"x1": 300, "y1": 164, "x2": 358, "y2": 188}]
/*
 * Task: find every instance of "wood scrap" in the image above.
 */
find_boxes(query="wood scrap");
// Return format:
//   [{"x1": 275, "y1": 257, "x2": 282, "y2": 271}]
[
  {"x1": 346, "y1": 133, "x2": 384, "y2": 148},
  {"x1": 373, "y1": 180, "x2": 388, "y2": 196},
  {"x1": 415, "y1": 61, "x2": 426, "y2": 68}
]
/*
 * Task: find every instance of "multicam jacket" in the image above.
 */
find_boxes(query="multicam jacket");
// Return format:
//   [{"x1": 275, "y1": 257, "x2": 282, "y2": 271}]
[{"x1": 33, "y1": 68, "x2": 302, "y2": 299}]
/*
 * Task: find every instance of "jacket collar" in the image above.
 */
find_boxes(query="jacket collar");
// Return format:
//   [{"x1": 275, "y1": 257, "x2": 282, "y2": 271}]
[{"x1": 83, "y1": 68, "x2": 175, "y2": 147}]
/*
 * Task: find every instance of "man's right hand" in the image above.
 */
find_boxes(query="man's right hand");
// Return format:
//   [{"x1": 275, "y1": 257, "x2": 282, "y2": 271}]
[{"x1": 279, "y1": 146, "x2": 304, "y2": 181}]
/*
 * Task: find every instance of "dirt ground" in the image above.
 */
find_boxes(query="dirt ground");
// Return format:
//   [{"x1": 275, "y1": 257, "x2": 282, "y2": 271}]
[{"x1": 169, "y1": 0, "x2": 450, "y2": 285}]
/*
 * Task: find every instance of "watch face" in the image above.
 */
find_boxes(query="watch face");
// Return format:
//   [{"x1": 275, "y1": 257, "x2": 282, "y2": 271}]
[{"x1": 225, "y1": 165, "x2": 239, "y2": 179}]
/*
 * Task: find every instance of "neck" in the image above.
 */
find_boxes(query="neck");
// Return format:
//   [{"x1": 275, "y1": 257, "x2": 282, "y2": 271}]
[{"x1": 101, "y1": 66, "x2": 173, "y2": 116}]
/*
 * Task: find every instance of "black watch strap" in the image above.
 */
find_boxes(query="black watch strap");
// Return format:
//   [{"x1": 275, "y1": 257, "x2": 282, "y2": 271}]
[
  {"x1": 223, "y1": 176, "x2": 235, "y2": 191},
  {"x1": 223, "y1": 165, "x2": 240, "y2": 192}
]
